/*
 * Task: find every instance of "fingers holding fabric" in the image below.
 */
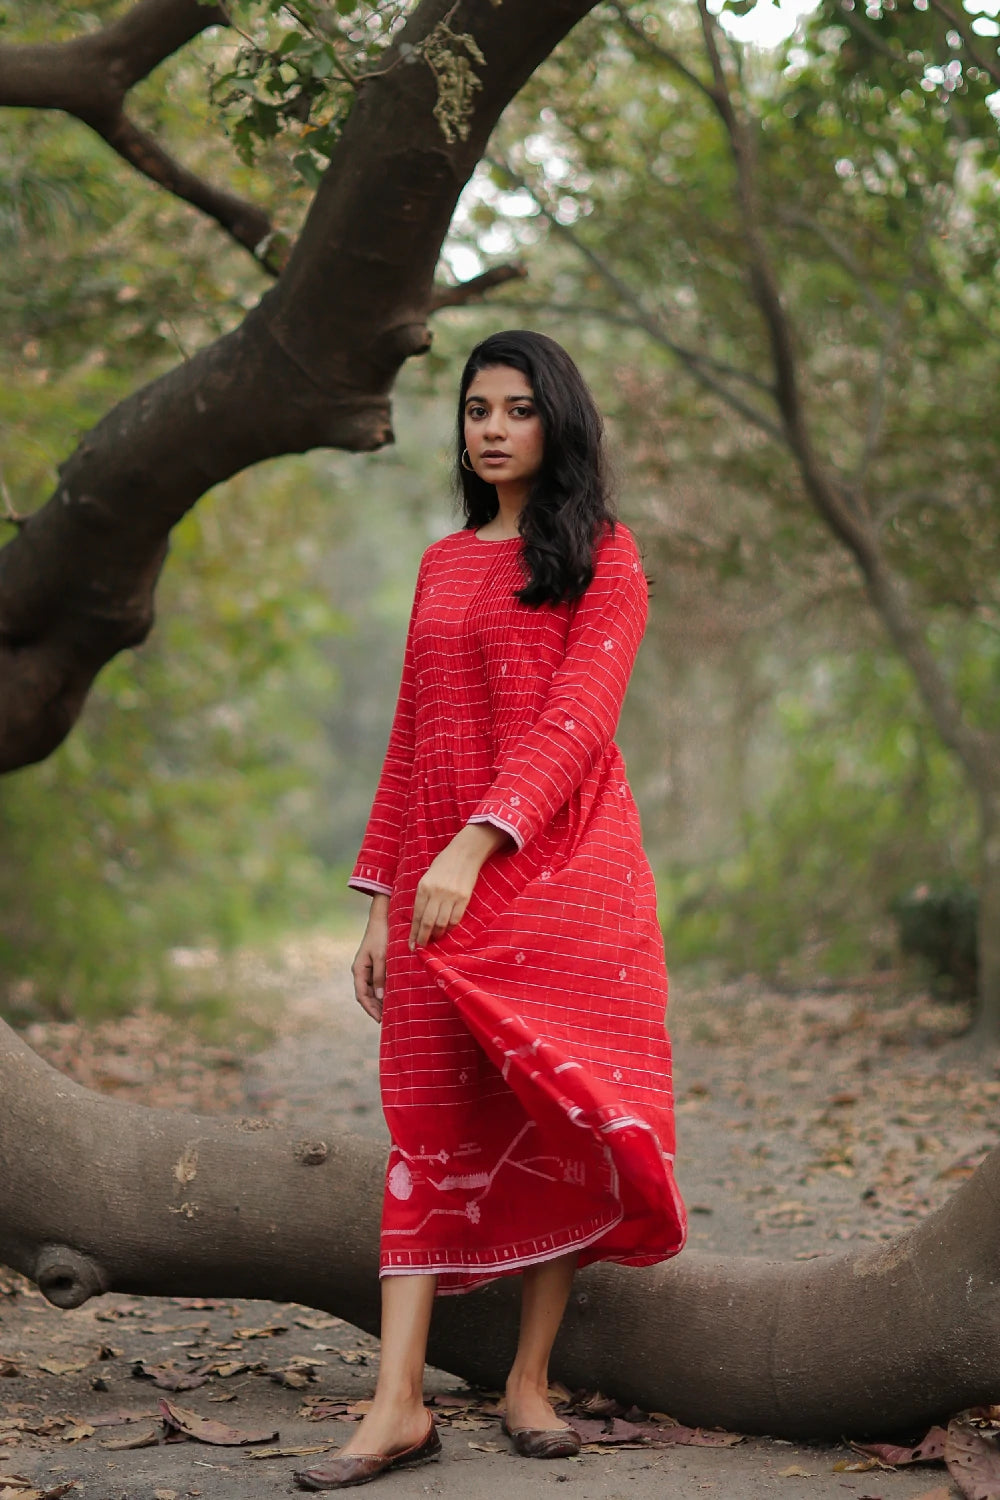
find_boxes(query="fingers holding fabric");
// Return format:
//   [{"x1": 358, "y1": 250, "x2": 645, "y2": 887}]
[{"x1": 409, "y1": 889, "x2": 467, "y2": 950}]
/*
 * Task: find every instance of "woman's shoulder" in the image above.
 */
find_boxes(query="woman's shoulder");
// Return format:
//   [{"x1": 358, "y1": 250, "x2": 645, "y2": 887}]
[
  {"x1": 414, "y1": 527, "x2": 472, "y2": 574},
  {"x1": 593, "y1": 518, "x2": 643, "y2": 571}
]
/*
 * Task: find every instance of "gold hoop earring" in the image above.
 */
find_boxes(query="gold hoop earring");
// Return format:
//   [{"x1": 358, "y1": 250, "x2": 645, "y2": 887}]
[{"x1": 461, "y1": 448, "x2": 475, "y2": 472}]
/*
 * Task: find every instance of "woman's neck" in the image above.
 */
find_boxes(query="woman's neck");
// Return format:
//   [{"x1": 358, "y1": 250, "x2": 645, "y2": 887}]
[{"x1": 483, "y1": 485, "x2": 527, "y2": 538}]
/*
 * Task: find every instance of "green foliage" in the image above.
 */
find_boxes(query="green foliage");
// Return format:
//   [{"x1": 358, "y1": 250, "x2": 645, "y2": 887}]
[
  {"x1": 892, "y1": 880, "x2": 979, "y2": 998},
  {"x1": 658, "y1": 644, "x2": 980, "y2": 979},
  {"x1": 3, "y1": 0, "x2": 998, "y2": 1014},
  {"x1": 209, "y1": 1, "x2": 403, "y2": 184},
  {"x1": 0, "y1": 467, "x2": 349, "y2": 1018}
]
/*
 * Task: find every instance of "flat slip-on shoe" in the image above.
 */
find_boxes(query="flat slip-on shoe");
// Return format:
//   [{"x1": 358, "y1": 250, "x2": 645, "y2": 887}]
[
  {"x1": 293, "y1": 1413, "x2": 441, "y2": 1490},
  {"x1": 501, "y1": 1417, "x2": 581, "y2": 1459}
]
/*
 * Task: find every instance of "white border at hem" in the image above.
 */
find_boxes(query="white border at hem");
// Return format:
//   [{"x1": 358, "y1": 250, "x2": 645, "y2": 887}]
[
  {"x1": 348, "y1": 877, "x2": 393, "y2": 896},
  {"x1": 377, "y1": 1208, "x2": 624, "y2": 1292}
]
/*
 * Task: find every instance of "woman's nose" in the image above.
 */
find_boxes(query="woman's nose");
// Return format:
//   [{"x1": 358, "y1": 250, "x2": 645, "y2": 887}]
[{"x1": 484, "y1": 409, "x2": 507, "y2": 439}]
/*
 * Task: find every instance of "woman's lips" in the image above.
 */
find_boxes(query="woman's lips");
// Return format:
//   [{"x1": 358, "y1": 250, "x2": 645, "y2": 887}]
[{"x1": 480, "y1": 452, "x2": 510, "y2": 464}]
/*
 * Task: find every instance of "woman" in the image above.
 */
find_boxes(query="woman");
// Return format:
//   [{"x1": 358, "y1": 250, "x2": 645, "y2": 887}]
[{"x1": 294, "y1": 330, "x2": 686, "y2": 1492}]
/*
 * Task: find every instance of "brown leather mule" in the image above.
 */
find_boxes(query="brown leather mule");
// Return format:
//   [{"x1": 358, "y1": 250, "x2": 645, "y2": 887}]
[
  {"x1": 293, "y1": 1412, "x2": 441, "y2": 1490},
  {"x1": 501, "y1": 1417, "x2": 582, "y2": 1458}
]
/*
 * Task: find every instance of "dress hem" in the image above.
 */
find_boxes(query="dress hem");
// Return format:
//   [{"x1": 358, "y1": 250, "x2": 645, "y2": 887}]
[{"x1": 378, "y1": 1208, "x2": 624, "y2": 1293}]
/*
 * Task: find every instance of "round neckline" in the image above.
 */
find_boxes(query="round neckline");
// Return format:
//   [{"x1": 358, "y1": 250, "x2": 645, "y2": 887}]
[{"x1": 470, "y1": 528, "x2": 521, "y2": 544}]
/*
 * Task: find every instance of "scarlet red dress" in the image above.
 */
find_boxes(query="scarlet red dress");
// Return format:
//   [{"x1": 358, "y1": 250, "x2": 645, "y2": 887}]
[{"x1": 349, "y1": 520, "x2": 686, "y2": 1295}]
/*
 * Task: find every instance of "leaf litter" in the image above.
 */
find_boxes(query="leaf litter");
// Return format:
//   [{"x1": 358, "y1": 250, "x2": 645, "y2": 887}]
[{"x1": 10, "y1": 959, "x2": 1000, "y2": 1488}]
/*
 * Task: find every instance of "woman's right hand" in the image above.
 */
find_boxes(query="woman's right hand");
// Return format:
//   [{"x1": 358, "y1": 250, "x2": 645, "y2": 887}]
[{"x1": 352, "y1": 894, "x2": 389, "y2": 1022}]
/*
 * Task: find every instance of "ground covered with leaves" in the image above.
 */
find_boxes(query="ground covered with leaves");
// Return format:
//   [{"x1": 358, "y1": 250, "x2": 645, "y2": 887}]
[{"x1": 2, "y1": 935, "x2": 999, "y2": 1500}]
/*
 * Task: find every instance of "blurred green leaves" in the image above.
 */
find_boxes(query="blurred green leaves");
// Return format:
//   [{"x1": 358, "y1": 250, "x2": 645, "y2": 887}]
[{"x1": 208, "y1": 0, "x2": 406, "y2": 185}]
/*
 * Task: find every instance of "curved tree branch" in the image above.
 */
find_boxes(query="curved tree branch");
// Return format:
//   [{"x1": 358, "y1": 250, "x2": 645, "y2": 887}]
[
  {"x1": 4, "y1": 1015, "x2": 1000, "y2": 1438},
  {"x1": 0, "y1": 0, "x2": 284, "y2": 273},
  {"x1": 98, "y1": 112, "x2": 285, "y2": 272},
  {"x1": 0, "y1": 0, "x2": 226, "y2": 114},
  {"x1": 0, "y1": 0, "x2": 601, "y2": 775}
]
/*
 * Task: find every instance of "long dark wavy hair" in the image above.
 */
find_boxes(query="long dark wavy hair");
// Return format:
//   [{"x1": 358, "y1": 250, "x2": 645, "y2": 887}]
[{"x1": 455, "y1": 330, "x2": 618, "y2": 606}]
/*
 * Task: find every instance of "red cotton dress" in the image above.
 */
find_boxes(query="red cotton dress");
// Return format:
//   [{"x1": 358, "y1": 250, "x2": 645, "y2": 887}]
[{"x1": 348, "y1": 519, "x2": 687, "y2": 1295}]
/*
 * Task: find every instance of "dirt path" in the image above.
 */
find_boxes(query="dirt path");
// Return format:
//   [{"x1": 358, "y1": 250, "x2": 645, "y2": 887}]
[{"x1": 1, "y1": 930, "x2": 994, "y2": 1500}]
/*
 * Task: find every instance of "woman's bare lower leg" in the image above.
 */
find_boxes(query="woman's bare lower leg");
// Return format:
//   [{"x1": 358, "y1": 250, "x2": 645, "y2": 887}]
[
  {"x1": 338, "y1": 1272, "x2": 437, "y2": 1456},
  {"x1": 505, "y1": 1252, "x2": 577, "y2": 1431}
]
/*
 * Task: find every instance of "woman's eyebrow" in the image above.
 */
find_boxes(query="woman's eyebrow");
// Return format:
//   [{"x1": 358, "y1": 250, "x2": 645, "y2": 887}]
[{"x1": 465, "y1": 392, "x2": 535, "y2": 404}]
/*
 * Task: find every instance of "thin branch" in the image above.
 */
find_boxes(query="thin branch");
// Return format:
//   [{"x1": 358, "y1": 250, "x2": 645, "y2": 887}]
[
  {"x1": 854, "y1": 236, "x2": 931, "y2": 494},
  {"x1": 926, "y1": 0, "x2": 1000, "y2": 87},
  {"x1": 695, "y1": 0, "x2": 994, "y2": 786},
  {"x1": 485, "y1": 155, "x2": 784, "y2": 441},
  {"x1": 99, "y1": 113, "x2": 285, "y2": 273},
  {"x1": 777, "y1": 208, "x2": 891, "y2": 325},
  {"x1": 604, "y1": 0, "x2": 719, "y2": 105},
  {"x1": 0, "y1": 0, "x2": 284, "y2": 275},
  {"x1": 835, "y1": 0, "x2": 907, "y2": 65},
  {"x1": 430, "y1": 261, "x2": 527, "y2": 309},
  {"x1": 479, "y1": 296, "x2": 776, "y2": 395}
]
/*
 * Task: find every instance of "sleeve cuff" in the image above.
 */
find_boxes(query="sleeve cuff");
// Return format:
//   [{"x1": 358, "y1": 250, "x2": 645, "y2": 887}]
[
  {"x1": 348, "y1": 867, "x2": 393, "y2": 896},
  {"x1": 467, "y1": 808, "x2": 529, "y2": 852}
]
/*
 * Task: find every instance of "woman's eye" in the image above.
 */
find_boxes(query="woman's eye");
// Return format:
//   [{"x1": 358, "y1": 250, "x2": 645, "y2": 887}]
[
  {"x1": 467, "y1": 405, "x2": 486, "y2": 418},
  {"x1": 511, "y1": 406, "x2": 534, "y2": 418}
]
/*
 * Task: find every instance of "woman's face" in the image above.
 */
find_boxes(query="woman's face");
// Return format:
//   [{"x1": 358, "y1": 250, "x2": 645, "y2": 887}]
[{"x1": 463, "y1": 363, "x2": 544, "y2": 494}]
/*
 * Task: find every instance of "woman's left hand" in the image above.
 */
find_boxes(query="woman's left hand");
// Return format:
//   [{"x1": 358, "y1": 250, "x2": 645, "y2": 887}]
[{"x1": 409, "y1": 823, "x2": 512, "y2": 951}]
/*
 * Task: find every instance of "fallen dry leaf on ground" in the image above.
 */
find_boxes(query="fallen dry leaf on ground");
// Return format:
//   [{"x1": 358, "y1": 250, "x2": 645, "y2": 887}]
[
  {"x1": 100, "y1": 1426, "x2": 160, "y2": 1451},
  {"x1": 157, "y1": 1398, "x2": 277, "y2": 1447},
  {"x1": 59, "y1": 1424, "x2": 94, "y2": 1443},
  {"x1": 35, "y1": 1360, "x2": 88, "y2": 1378},
  {"x1": 653, "y1": 1423, "x2": 745, "y2": 1447},
  {"x1": 131, "y1": 1360, "x2": 211, "y2": 1392},
  {"x1": 855, "y1": 1426, "x2": 948, "y2": 1465},
  {"x1": 946, "y1": 1416, "x2": 1000, "y2": 1499},
  {"x1": 0, "y1": 1486, "x2": 76, "y2": 1500},
  {"x1": 297, "y1": 1398, "x2": 351, "y2": 1422},
  {"x1": 247, "y1": 1444, "x2": 333, "y2": 1460}
]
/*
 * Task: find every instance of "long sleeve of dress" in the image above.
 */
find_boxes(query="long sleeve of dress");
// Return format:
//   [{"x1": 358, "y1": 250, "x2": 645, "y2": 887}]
[
  {"x1": 467, "y1": 525, "x2": 647, "y2": 852},
  {"x1": 348, "y1": 558, "x2": 427, "y2": 896}
]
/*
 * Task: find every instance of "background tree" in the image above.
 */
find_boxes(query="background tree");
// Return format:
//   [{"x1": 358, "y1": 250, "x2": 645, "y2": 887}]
[{"x1": 456, "y1": 0, "x2": 1000, "y2": 1025}]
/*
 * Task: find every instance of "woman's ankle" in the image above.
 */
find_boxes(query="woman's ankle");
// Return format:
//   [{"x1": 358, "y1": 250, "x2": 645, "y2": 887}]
[
  {"x1": 506, "y1": 1368, "x2": 548, "y2": 1396},
  {"x1": 368, "y1": 1386, "x2": 427, "y2": 1417}
]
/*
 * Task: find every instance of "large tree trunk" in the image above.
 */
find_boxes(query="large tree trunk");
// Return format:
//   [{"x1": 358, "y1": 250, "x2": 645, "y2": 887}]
[
  {"x1": 2, "y1": 1015, "x2": 999, "y2": 1440},
  {"x1": 0, "y1": 0, "x2": 596, "y2": 773}
]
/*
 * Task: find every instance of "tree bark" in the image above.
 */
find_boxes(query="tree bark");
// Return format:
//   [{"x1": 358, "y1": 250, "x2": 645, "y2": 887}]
[
  {"x1": 0, "y1": 0, "x2": 597, "y2": 774},
  {"x1": 3, "y1": 1014, "x2": 1000, "y2": 1440}
]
